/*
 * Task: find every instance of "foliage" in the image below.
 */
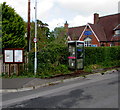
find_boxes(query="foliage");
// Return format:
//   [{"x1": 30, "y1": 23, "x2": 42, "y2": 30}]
[
  {"x1": 50, "y1": 27, "x2": 67, "y2": 45},
  {"x1": 27, "y1": 25, "x2": 68, "y2": 77},
  {"x1": 0, "y1": 3, "x2": 2, "y2": 54},
  {"x1": 27, "y1": 43, "x2": 69, "y2": 78},
  {"x1": 1, "y1": 45, "x2": 120, "y2": 78},
  {"x1": 84, "y1": 46, "x2": 120, "y2": 66},
  {"x1": 2, "y1": 2, "x2": 26, "y2": 48},
  {"x1": 29, "y1": 22, "x2": 67, "y2": 51},
  {"x1": 30, "y1": 20, "x2": 50, "y2": 51},
  {"x1": 84, "y1": 46, "x2": 120, "y2": 72},
  {"x1": 27, "y1": 46, "x2": 120, "y2": 78}
]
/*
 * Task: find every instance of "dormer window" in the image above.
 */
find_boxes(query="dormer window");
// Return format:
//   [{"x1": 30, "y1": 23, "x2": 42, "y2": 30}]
[
  {"x1": 84, "y1": 37, "x2": 92, "y2": 47},
  {"x1": 115, "y1": 30, "x2": 120, "y2": 35},
  {"x1": 113, "y1": 24, "x2": 120, "y2": 35}
]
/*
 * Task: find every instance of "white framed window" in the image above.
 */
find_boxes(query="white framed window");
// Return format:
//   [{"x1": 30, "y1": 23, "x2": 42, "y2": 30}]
[
  {"x1": 84, "y1": 37, "x2": 92, "y2": 47},
  {"x1": 115, "y1": 30, "x2": 120, "y2": 35}
]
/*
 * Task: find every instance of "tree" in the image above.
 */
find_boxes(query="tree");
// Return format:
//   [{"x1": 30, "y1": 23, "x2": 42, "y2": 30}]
[
  {"x1": 2, "y1": 2, "x2": 26, "y2": 49},
  {"x1": 0, "y1": 3, "x2": 2, "y2": 54},
  {"x1": 30, "y1": 20, "x2": 50, "y2": 51},
  {"x1": 49, "y1": 26, "x2": 67, "y2": 45}
]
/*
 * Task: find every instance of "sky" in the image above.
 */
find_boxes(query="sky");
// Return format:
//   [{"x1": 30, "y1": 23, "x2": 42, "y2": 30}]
[{"x1": 1, "y1": 0, "x2": 120, "y2": 31}]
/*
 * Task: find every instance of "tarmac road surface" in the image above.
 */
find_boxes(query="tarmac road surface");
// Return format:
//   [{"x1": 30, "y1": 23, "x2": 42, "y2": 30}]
[{"x1": 1, "y1": 70, "x2": 119, "y2": 109}]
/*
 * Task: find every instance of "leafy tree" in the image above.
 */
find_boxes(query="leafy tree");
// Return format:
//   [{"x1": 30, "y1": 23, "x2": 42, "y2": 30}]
[
  {"x1": 0, "y1": 3, "x2": 2, "y2": 54},
  {"x1": 49, "y1": 26, "x2": 67, "y2": 45},
  {"x1": 2, "y1": 2, "x2": 26, "y2": 48},
  {"x1": 30, "y1": 20, "x2": 50, "y2": 51},
  {"x1": 48, "y1": 31, "x2": 55, "y2": 42}
]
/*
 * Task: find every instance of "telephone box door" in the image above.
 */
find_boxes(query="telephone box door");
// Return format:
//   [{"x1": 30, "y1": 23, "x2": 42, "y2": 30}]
[{"x1": 68, "y1": 41, "x2": 84, "y2": 70}]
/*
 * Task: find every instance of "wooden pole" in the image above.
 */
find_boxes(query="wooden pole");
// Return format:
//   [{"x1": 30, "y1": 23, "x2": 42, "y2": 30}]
[
  {"x1": 27, "y1": 0, "x2": 31, "y2": 52},
  {"x1": 17, "y1": 64, "x2": 20, "y2": 76},
  {"x1": 8, "y1": 64, "x2": 11, "y2": 77}
]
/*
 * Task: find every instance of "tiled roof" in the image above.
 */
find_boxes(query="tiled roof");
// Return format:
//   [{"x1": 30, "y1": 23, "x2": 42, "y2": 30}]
[
  {"x1": 68, "y1": 26, "x2": 85, "y2": 40},
  {"x1": 88, "y1": 23, "x2": 107, "y2": 41},
  {"x1": 97, "y1": 13, "x2": 120, "y2": 41},
  {"x1": 68, "y1": 13, "x2": 120, "y2": 42},
  {"x1": 68, "y1": 23, "x2": 107, "y2": 41},
  {"x1": 113, "y1": 24, "x2": 120, "y2": 30}
]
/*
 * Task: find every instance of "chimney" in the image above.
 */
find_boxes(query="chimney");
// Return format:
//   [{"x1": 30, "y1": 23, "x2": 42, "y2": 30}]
[
  {"x1": 94, "y1": 13, "x2": 99, "y2": 24},
  {"x1": 64, "y1": 21, "x2": 69, "y2": 33}
]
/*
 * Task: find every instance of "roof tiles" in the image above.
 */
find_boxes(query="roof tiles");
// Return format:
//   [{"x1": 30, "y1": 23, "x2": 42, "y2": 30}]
[{"x1": 68, "y1": 13, "x2": 120, "y2": 42}]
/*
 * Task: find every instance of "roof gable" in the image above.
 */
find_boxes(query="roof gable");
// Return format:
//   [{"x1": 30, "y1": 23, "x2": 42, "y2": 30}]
[
  {"x1": 68, "y1": 23, "x2": 107, "y2": 41},
  {"x1": 113, "y1": 24, "x2": 120, "y2": 30},
  {"x1": 79, "y1": 23, "x2": 100, "y2": 41},
  {"x1": 68, "y1": 26, "x2": 85, "y2": 40}
]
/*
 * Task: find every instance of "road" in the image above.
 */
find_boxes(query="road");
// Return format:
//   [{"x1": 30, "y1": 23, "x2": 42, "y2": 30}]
[{"x1": 1, "y1": 70, "x2": 119, "y2": 109}]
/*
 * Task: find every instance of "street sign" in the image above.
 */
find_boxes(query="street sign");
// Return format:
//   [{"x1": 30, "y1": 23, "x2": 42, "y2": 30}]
[{"x1": 33, "y1": 37, "x2": 37, "y2": 43}]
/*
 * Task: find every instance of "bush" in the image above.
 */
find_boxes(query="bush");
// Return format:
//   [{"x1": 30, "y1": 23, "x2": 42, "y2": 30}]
[
  {"x1": 26, "y1": 45, "x2": 120, "y2": 78},
  {"x1": 27, "y1": 43, "x2": 69, "y2": 77},
  {"x1": 84, "y1": 46, "x2": 120, "y2": 69}
]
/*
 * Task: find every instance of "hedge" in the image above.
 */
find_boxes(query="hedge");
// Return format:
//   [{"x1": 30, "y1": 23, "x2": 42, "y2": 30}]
[
  {"x1": 27, "y1": 46, "x2": 120, "y2": 77},
  {"x1": 27, "y1": 43, "x2": 69, "y2": 77},
  {"x1": 84, "y1": 46, "x2": 120, "y2": 67}
]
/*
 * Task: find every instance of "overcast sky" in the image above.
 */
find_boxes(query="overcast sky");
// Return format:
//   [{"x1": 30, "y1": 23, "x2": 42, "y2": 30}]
[{"x1": 1, "y1": 0, "x2": 120, "y2": 31}]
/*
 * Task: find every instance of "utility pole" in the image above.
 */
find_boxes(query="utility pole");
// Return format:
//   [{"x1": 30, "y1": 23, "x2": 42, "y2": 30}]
[
  {"x1": 34, "y1": 0, "x2": 37, "y2": 75},
  {"x1": 27, "y1": 0, "x2": 31, "y2": 52}
]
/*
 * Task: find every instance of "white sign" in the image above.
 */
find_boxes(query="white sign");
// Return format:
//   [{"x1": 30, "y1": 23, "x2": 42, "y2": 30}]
[
  {"x1": 33, "y1": 37, "x2": 37, "y2": 43},
  {"x1": 5, "y1": 50, "x2": 13, "y2": 62},
  {"x1": 14, "y1": 50, "x2": 23, "y2": 62}
]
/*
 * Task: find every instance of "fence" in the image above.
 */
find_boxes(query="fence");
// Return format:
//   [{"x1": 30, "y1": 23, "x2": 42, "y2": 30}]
[{"x1": 0, "y1": 53, "x2": 28, "y2": 76}]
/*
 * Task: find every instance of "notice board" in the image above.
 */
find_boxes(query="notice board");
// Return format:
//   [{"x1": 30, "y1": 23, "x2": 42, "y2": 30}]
[{"x1": 4, "y1": 48, "x2": 24, "y2": 63}]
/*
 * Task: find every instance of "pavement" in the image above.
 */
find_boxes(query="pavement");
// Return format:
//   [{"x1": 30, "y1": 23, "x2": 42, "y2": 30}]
[{"x1": 0, "y1": 68, "x2": 120, "y2": 93}]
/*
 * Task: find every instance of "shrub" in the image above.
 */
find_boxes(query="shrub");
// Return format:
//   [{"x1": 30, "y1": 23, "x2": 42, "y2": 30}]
[
  {"x1": 27, "y1": 43, "x2": 69, "y2": 77},
  {"x1": 26, "y1": 46, "x2": 120, "y2": 78},
  {"x1": 84, "y1": 46, "x2": 120, "y2": 66}
]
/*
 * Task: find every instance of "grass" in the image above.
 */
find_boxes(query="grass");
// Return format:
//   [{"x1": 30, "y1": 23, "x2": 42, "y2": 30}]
[
  {"x1": 1, "y1": 60, "x2": 120, "y2": 78},
  {"x1": 84, "y1": 64, "x2": 102, "y2": 73},
  {"x1": 84, "y1": 60, "x2": 120, "y2": 73},
  {"x1": 0, "y1": 72, "x2": 37, "y2": 78}
]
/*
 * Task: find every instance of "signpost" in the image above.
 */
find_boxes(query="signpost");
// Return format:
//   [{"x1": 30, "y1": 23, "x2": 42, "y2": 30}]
[
  {"x1": 33, "y1": 37, "x2": 37, "y2": 43},
  {"x1": 34, "y1": 0, "x2": 37, "y2": 75}
]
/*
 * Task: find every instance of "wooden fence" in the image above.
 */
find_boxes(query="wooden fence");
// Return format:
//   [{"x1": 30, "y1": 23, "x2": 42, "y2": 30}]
[{"x1": 0, "y1": 54, "x2": 28, "y2": 76}]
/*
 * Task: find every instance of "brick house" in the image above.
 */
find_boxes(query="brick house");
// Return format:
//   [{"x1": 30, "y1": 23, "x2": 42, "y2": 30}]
[{"x1": 65, "y1": 13, "x2": 120, "y2": 47}]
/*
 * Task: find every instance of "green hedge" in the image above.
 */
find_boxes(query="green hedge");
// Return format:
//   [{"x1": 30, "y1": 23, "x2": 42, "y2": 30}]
[
  {"x1": 27, "y1": 43, "x2": 69, "y2": 77},
  {"x1": 27, "y1": 46, "x2": 120, "y2": 77},
  {"x1": 84, "y1": 46, "x2": 120, "y2": 67}
]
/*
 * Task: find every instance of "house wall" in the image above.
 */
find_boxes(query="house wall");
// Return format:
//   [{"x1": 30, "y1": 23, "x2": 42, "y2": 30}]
[
  {"x1": 100, "y1": 42, "x2": 111, "y2": 47},
  {"x1": 79, "y1": 28, "x2": 100, "y2": 47},
  {"x1": 114, "y1": 42, "x2": 120, "y2": 46}
]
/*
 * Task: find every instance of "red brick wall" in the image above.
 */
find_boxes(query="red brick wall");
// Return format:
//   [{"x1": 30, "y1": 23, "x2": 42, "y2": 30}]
[{"x1": 79, "y1": 28, "x2": 100, "y2": 47}]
